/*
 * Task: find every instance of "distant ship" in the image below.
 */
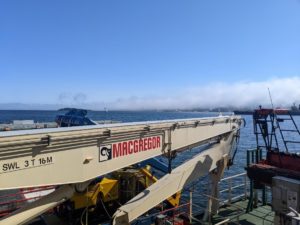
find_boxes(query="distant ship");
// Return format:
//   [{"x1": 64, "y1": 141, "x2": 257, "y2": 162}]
[
  {"x1": 233, "y1": 110, "x2": 254, "y2": 115},
  {"x1": 234, "y1": 104, "x2": 300, "y2": 116}
]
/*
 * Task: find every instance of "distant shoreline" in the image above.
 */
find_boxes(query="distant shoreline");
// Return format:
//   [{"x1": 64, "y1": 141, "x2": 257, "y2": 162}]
[{"x1": 0, "y1": 109, "x2": 236, "y2": 113}]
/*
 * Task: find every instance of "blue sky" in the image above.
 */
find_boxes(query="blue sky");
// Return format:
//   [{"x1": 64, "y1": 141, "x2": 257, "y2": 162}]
[{"x1": 0, "y1": 0, "x2": 300, "y2": 109}]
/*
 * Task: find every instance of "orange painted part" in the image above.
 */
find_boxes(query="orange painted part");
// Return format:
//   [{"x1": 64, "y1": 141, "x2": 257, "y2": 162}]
[
  {"x1": 246, "y1": 151, "x2": 300, "y2": 186},
  {"x1": 266, "y1": 150, "x2": 300, "y2": 171},
  {"x1": 254, "y1": 108, "x2": 289, "y2": 115},
  {"x1": 0, "y1": 186, "x2": 55, "y2": 217},
  {"x1": 246, "y1": 163, "x2": 300, "y2": 186}
]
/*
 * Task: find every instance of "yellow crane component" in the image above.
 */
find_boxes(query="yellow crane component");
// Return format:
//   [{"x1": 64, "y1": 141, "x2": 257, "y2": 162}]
[
  {"x1": 70, "y1": 167, "x2": 178, "y2": 212},
  {"x1": 71, "y1": 177, "x2": 119, "y2": 210},
  {"x1": 139, "y1": 168, "x2": 181, "y2": 207}
]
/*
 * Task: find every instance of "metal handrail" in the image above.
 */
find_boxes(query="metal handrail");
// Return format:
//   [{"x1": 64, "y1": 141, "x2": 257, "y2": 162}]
[
  {"x1": 192, "y1": 192, "x2": 245, "y2": 225},
  {"x1": 220, "y1": 172, "x2": 249, "y2": 205},
  {"x1": 192, "y1": 172, "x2": 249, "y2": 206},
  {"x1": 220, "y1": 172, "x2": 246, "y2": 181},
  {"x1": 190, "y1": 172, "x2": 250, "y2": 224}
]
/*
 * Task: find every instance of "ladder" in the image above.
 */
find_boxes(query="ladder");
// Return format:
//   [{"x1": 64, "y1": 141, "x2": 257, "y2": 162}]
[
  {"x1": 253, "y1": 109, "x2": 300, "y2": 152},
  {"x1": 275, "y1": 112, "x2": 300, "y2": 152}
]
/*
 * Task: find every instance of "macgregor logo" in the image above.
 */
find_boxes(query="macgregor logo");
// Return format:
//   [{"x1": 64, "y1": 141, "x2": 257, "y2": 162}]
[{"x1": 99, "y1": 136, "x2": 161, "y2": 162}]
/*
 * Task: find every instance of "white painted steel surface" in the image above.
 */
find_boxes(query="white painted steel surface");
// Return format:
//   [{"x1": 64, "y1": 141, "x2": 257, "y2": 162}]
[
  {"x1": 0, "y1": 116, "x2": 241, "y2": 190},
  {"x1": 0, "y1": 116, "x2": 242, "y2": 225}
]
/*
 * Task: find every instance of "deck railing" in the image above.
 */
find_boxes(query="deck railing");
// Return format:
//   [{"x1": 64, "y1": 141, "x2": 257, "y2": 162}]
[
  {"x1": 190, "y1": 172, "x2": 250, "y2": 224},
  {"x1": 219, "y1": 172, "x2": 249, "y2": 205}
]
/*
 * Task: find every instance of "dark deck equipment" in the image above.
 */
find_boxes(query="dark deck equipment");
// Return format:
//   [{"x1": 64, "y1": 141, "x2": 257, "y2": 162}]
[
  {"x1": 55, "y1": 108, "x2": 97, "y2": 127},
  {"x1": 246, "y1": 108, "x2": 300, "y2": 212}
]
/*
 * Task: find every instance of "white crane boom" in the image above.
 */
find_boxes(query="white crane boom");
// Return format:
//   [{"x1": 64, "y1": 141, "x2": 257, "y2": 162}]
[
  {"x1": 0, "y1": 116, "x2": 241, "y2": 190},
  {"x1": 0, "y1": 115, "x2": 242, "y2": 225}
]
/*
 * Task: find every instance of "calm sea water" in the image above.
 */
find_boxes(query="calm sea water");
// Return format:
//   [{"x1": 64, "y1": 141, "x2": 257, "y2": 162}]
[
  {"x1": 0, "y1": 110, "x2": 299, "y2": 210},
  {"x1": 0, "y1": 110, "x2": 232, "y2": 124}
]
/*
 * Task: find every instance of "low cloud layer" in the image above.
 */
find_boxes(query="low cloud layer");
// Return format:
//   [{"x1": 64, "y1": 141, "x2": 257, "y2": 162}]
[
  {"x1": 183, "y1": 77, "x2": 300, "y2": 109},
  {"x1": 1, "y1": 77, "x2": 300, "y2": 110},
  {"x1": 100, "y1": 77, "x2": 300, "y2": 110}
]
